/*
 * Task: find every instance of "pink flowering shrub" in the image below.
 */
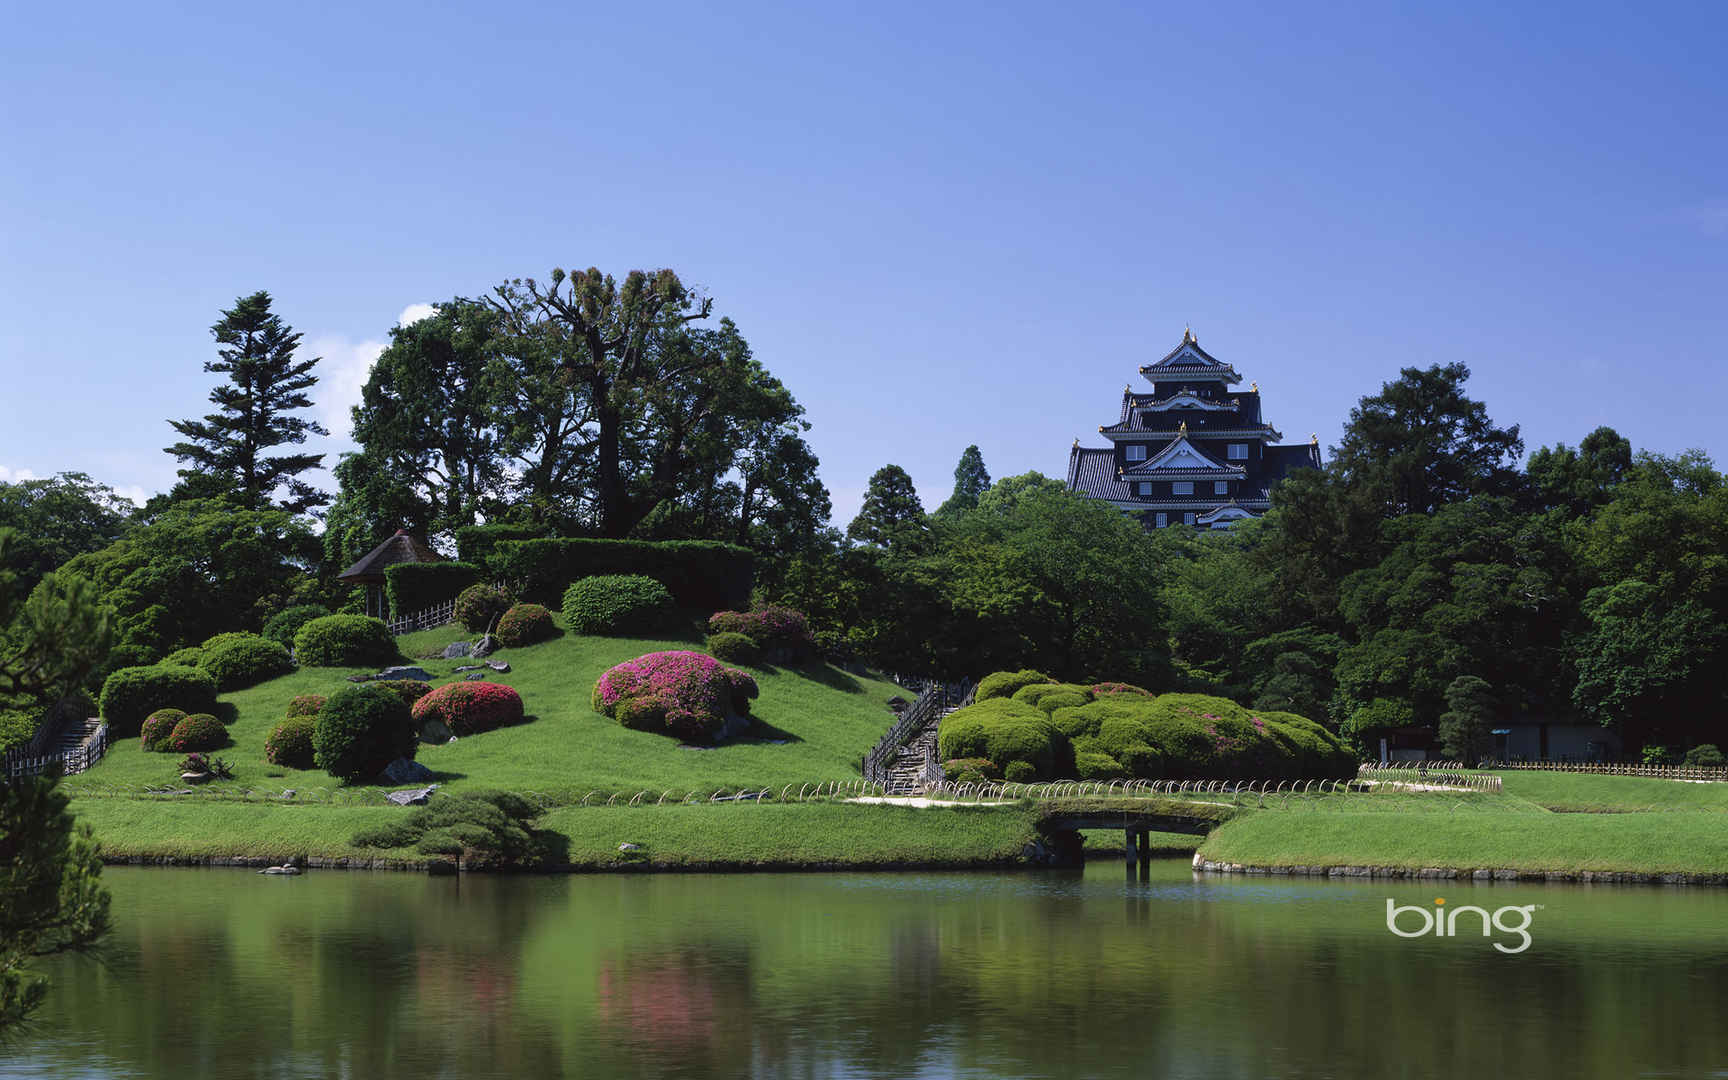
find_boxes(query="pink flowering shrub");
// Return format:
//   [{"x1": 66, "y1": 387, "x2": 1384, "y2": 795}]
[
  {"x1": 705, "y1": 606, "x2": 816, "y2": 661},
  {"x1": 591, "y1": 650, "x2": 759, "y2": 741}
]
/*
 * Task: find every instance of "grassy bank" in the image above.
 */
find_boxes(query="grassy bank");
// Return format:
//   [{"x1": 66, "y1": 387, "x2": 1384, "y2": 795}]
[{"x1": 74, "y1": 797, "x2": 1043, "y2": 870}]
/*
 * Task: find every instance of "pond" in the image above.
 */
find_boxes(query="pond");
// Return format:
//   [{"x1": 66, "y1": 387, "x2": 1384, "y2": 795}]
[{"x1": 5, "y1": 862, "x2": 1726, "y2": 1078}]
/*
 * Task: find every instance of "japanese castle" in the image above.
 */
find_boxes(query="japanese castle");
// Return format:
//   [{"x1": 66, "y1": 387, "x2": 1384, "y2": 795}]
[{"x1": 1065, "y1": 328, "x2": 1321, "y2": 528}]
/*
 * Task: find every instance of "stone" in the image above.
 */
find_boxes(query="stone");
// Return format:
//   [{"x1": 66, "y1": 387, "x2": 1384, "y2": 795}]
[
  {"x1": 453, "y1": 665, "x2": 483, "y2": 672},
  {"x1": 472, "y1": 635, "x2": 498, "y2": 658},
  {"x1": 386, "y1": 784, "x2": 439, "y2": 807},
  {"x1": 379, "y1": 757, "x2": 435, "y2": 784},
  {"x1": 419, "y1": 718, "x2": 454, "y2": 744},
  {"x1": 463, "y1": 672, "x2": 486, "y2": 681},
  {"x1": 618, "y1": 842, "x2": 642, "y2": 852},
  {"x1": 281, "y1": 789, "x2": 296, "y2": 800},
  {"x1": 258, "y1": 865, "x2": 302, "y2": 875},
  {"x1": 378, "y1": 665, "x2": 432, "y2": 682},
  {"x1": 182, "y1": 771, "x2": 211, "y2": 784},
  {"x1": 346, "y1": 674, "x2": 373, "y2": 683},
  {"x1": 486, "y1": 660, "x2": 510, "y2": 672},
  {"x1": 442, "y1": 641, "x2": 473, "y2": 659}
]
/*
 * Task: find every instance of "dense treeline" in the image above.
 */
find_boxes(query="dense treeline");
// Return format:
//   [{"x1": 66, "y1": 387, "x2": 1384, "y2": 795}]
[{"x1": 1, "y1": 274, "x2": 1721, "y2": 766}]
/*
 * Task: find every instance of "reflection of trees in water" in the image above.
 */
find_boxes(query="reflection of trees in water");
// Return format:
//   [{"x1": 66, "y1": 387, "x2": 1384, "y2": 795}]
[{"x1": 593, "y1": 942, "x2": 756, "y2": 1077}]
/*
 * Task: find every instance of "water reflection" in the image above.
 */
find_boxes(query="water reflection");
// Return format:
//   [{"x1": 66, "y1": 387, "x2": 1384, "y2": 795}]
[{"x1": 5, "y1": 864, "x2": 1727, "y2": 1079}]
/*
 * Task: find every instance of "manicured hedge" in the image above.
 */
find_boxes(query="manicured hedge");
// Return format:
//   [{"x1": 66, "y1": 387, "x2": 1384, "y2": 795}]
[
  {"x1": 262, "y1": 605, "x2": 330, "y2": 648},
  {"x1": 976, "y1": 669, "x2": 1056, "y2": 702},
  {"x1": 312, "y1": 684, "x2": 418, "y2": 783},
  {"x1": 140, "y1": 709, "x2": 186, "y2": 751},
  {"x1": 562, "y1": 575, "x2": 675, "y2": 635},
  {"x1": 942, "y1": 757, "x2": 1000, "y2": 782},
  {"x1": 706, "y1": 607, "x2": 815, "y2": 661},
  {"x1": 454, "y1": 524, "x2": 548, "y2": 569},
  {"x1": 591, "y1": 650, "x2": 758, "y2": 742},
  {"x1": 293, "y1": 615, "x2": 398, "y2": 667},
  {"x1": 493, "y1": 538, "x2": 753, "y2": 611},
  {"x1": 384, "y1": 561, "x2": 481, "y2": 619},
  {"x1": 374, "y1": 679, "x2": 434, "y2": 708},
  {"x1": 706, "y1": 631, "x2": 762, "y2": 664},
  {"x1": 285, "y1": 694, "x2": 326, "y2": 719},
  {"x1": 163, "y1": 646, "x2": 204, "y2": 667},
  {"x1": 496, "y1": 603, "x2": 556, "y2": 647},
  {"x1": 100, "y1": 665, "x2": 219, "y2": 737},
  {"x1": 454, "y1": 583, "x2": 513, "y2": 633},
  {"x1": 265, "y1": 715, "x2": 316, "y2": 769},
  {"x1": 199, "y1": 633, "x2": 293, "y2": 691},
  {"x1": 938, "y1": 675, "x2": 1355, "y2": 783},
  {"x1": 163, "y1": 713, "x2": 226, "y2": 753},
  {"x1": 411, "y1": 682, "x2": 524, "y2": 736}
]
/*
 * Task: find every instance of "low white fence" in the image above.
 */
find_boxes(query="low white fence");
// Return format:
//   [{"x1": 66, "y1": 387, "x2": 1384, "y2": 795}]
[{"x1": 1483, "y1": 759, "x2": 1728, "y2": 782}]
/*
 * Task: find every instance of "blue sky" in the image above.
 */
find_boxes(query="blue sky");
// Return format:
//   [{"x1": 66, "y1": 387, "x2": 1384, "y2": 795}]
[{"x1": 2, "y1": 2, "x2": 1724, "y2": 521}]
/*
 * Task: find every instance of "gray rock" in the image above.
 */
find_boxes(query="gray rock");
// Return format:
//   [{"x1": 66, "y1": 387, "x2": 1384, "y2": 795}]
[
  {"x1": 442, "y1": 641, "x2": 473, "y2": 659},
  {"x1": 347, "y1": 674, "x2": 374, "y2": 683},
  {"x1": 453, "y1": 664, "x2": 483, "y2": 672},
  {"x1": 463, "y1": 672, "x2": 486, "y2": 681},
  {"x1": 472, "y1": 635, "x2": 498, "y2": 658},
  {"x1": 378, "y1": 665, "x2": 432, "y2": 682},
  {"x1": 618, "y1": 842, "x2": 642, "y2": 852},
  {"x1": 386, "y1": 783, "x2": 439, "y2": 806},
  {"x1": 258, "y1": 865, "x2": 301, "y2": 875},
  {"x1": 486, "y1": 660, "x2": 511, "y2": 672},
  {"x1": 379, "y1": 757, "x2": 435, "y2": 784},
  {"x1": 418, "y1": 718, "x2": 454, "y2": 744}
]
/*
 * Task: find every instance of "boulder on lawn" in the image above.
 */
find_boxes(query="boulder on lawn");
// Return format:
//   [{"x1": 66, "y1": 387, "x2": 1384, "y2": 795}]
[
  {"x1": 418, "y1": 717, "x2": 454, "y2": 744},
  {"x1": 486, "y1": 660, "x2": 511, "y2": 673},
  {"x1": 386, "y1": 784, "x2": 438, "y2": 807},
  {"x1": 442, "y1": 641, "x2": 473, "y2": 659},
  {"x1": 463, "y1": 672, "x2": 486, "y2": 681},
  {"x1": 472, "y1": 635, "x2": 498, "y2": 658},
  {"x1": 379, "y1": 757, "x2": 435, "y2": 784},
  {"x1": 378, "y1": 665, "x2": 432, "y2": 682}
]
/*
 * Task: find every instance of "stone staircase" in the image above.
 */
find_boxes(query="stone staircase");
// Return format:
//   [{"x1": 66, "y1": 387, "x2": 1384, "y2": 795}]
[
  {"x1": 882, "y1": 704, "x2": 961, "y2": 795},
  {"x1": 56, "y1": 718, "x2": 106, "y2": 774}
]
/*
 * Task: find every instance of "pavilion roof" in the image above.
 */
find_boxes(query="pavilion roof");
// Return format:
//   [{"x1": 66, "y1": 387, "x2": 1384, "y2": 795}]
[{"x1": 337, "y1": 530, "x2": 445, "y2": 584}]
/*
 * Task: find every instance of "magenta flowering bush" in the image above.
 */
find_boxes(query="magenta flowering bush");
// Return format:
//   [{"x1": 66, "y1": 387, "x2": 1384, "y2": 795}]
[
  {"x1": 705, "y1": 606, "x2": 815, "y2": 660},
  {"x1": 591, "y1": 650, "x2": 759, "y2": 741}
]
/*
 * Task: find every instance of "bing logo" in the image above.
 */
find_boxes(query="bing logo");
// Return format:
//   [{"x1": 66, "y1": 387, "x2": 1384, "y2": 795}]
[{"x1": 1385, "y1": 897, "x2": 1540, "y2": 954}]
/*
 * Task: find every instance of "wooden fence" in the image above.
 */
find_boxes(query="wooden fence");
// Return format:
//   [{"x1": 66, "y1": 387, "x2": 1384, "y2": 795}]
[
  {"x1": 2, "y1": 721, "x2": 111, "y2": 782},
  {"x1": 1483, "y1": 759, "x2": 1728, "y2": 782},
  {"x1": 862, "y1": 680, "x2": 971, "y2": 786},
  {"x1": 387, "y1": 598, "x2": 458, "y2": 636}
]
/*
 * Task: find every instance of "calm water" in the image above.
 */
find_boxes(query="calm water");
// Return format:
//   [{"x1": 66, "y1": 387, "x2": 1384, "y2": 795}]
[{"x1": 5, "y1": 862, "x2": 1727, "y2": 1079}]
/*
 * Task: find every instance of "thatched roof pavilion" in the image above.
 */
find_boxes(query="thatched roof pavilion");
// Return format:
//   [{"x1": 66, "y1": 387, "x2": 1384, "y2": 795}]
[{"x1": 339, "y1": 530, "x2": 444, "y2": 617}]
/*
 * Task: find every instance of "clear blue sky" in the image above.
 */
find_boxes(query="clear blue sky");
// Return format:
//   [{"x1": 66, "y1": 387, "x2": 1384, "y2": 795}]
[{"x1": 3, "y1": 2, "x2": 1724, "y2": 521}]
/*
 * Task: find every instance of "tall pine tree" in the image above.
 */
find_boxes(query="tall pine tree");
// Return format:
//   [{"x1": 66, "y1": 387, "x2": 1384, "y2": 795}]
[
  {"x1": 935, "y1": 444, "x2": 991, "y2": 518},
  {"x1": 166, "y1": 292, "x2": 329, "y2": 514},
  {"x1": 847, "y1": 464, "x2": 928, "y2": 550}
]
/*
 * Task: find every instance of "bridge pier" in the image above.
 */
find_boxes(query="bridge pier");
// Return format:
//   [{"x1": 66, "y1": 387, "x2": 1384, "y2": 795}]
[{"x1": 1125, "y1": 827, "x2": 1153, "y2": 880}]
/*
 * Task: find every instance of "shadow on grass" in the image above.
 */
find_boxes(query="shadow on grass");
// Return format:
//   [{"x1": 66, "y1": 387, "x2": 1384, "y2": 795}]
[
  {"x1": 213, "y1": 702, "x2": 240, "y2": 725},
  {"x1": 788, "y1": 662, "x2": 864, "y2": 694},
  {"x1": 732, "y1": 718, "x2": 804, "y2": 745}
]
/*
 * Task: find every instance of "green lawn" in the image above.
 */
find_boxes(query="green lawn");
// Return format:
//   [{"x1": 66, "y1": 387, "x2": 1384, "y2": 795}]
[
  {"x1": 66, "y1": 619, "x2": 912, "y2": 803},
  {"x1": 1493, "y1": 770, "x2": 1728, "y2": 813}
]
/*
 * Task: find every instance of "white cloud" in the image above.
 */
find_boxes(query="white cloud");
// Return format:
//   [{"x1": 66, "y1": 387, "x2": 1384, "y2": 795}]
[
  {"x1": 112, "y1": 485, "x2": 150, "y2": 508},
  {"x1": 0, "y1": 466, "x2": 41, "y2": 484},
  {"x1": 308, "y1": 302, "x2": 433, "y2": 442}
]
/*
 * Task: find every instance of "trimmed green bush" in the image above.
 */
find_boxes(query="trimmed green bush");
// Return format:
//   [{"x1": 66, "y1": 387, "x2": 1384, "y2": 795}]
[
  {"x1": 163, "y1": 646, "x2": 204, "y2": 667},
  {"x1": 942, "y1": 757, "x2": 999, "y2": 782},
  {"x1": 163, "y1": 713, "x2": 226, "y2": 753},
  {"x1": 384, "y1": 561, "x2": 481, "y2": 620},
  {"x1": 140, "y1": 709, "x2": 186, "y2": 751},
  {"x1": 0, "y1": 709, "x2": 37, "y2": 757},
  {"x1": 1075, "y1": 750, "x2": 1131, "y2": 780},
  {"x1": 99, "y1": 665, "x2": 219, "y2": 737},
  {"x1": 285, "y1": 694, "x2": 326, "y2": 719},
  {"x1": 262, "y1": 604, "x2": 330, "y2": 648},
  {"x1": 293, "y1": 615, "x2": 398, "y2": 667},
  {"x1": 706, "y1": 632, "x2": 762, "y2": 664},
  {"x1": 312, "y1": 684, "x2": 418, "y2": 783},
  {"x1": 562, "y1": 575, "x2": 674, "y2": 635},
  {"x1": 936, "y1": 697, "x2": 1067, "y2": 778},
  {"x1": 1003, "y1": 760, "x2": 1036, "y2": 783},
  {"x1": 264, "y1": 715, "x2": 316, "y2": 769},
  {"x1": 374, "y1": 679, "x2": 433, "y2": 708},
  {"x1": 1684, "y1": 744, "x2": 1725, "y2": 767},
  {"x1": 493, "y1": 537, "x2": 753, "y2": 611},
  {"x1": 496, "y1": 603, "x2": 556, "y2": 647},
  {"x1": 454, "y1": 583, "x2": 513, "y2": 633},
  {"x1": 352, "y1": 791, "x2": 538, "y2": 867},
  {"x1": 976, "y1": 669, "x2": 1056, "y2": 702},
  {"x1": 706, "y1": 608, "x2": 815, "y2": 661},
  {"x1": 199, "y1": 633, "x2": 293, "y2": 691}
]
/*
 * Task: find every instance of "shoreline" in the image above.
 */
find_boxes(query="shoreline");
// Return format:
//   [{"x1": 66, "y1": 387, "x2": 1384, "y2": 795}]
[{"x1": 1190, "y1": 853, "x2": 1728, "y2": 886}]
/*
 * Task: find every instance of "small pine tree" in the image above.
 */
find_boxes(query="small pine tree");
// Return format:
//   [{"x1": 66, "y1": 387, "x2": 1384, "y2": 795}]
[
  {"x1": 1436, "y1": 674, "x2": 1496, "y2": 764},
  {"x1": 935, "y1": 445, "x2": 991, "y2": 518},
  {"x1": 166, "y1": 291, "x2": 329, "y2": 514},
  {"x1": 846, "y1": 464, "x2": 928, "y2": 550}
]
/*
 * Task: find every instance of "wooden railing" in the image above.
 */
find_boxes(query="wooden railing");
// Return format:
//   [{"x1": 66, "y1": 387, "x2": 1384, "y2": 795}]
[
  {"x1": 1483, "y1": 759, "x2": 1728, "y2": 782},
  {"x1": 2, "y1": 719, "x2": 110, "y2": 782},
  {"x1": 387, "y1": 598, "x2": 458, "y2": 636},
  {"x1": 861, "y1": 679, "x2": 973, "y2": 786}
]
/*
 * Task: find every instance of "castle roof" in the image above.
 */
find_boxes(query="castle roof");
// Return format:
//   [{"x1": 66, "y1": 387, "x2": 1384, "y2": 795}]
[{"x1": 1138, "y1": 328, "x2": 1241, "y2": 384}]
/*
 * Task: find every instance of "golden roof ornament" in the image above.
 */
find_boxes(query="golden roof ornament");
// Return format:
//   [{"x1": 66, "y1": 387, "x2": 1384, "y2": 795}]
[
  {"x1": 1310, "y1": 432, "x2": 1318, "y2": 445},
  {"x1": 1251, "y1": 381, "x2": 1259, "y2": 393},
  {"x1": 1183, "y1": 325, "x2": 1195, "y2": 344},
  {"x1": 1179, "y1": 420, "x2": 1188, "y2": 435}
]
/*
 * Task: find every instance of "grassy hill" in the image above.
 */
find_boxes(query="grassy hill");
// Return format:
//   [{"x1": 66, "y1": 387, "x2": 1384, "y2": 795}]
[{"x1": 66, "y1": 619, "x2": 913, "y2": 803}]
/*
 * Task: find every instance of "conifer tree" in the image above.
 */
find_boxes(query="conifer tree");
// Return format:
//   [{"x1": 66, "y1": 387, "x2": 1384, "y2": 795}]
[
  {"x1": 935, "y1": 445, "x2": 991, "y2": 518},
  {"x1": 1437, "y1": 674, "x2": 1497, "y2": 764},
  {"x1": 846, "y1": 464, "x2": 928, "y2": 550},
  {"x1": 165, "y1": 291, "x2": 329, "y2": 513}
]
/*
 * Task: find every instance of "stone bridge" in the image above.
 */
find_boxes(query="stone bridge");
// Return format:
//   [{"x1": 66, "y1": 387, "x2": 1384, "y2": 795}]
[{"x1": 1032, "y1": 798, "x2": 1236, "y2": 873}]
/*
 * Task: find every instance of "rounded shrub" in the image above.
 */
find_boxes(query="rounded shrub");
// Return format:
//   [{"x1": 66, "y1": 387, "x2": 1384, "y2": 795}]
[
  {"x1": 164, "y1": 713, "x2": 226, "y2": 753},
  {"x1": 293, "y1": 615, "x2": 398, "y2": 667},
  {"x1": 198, "y1": 633, "x2": 293, "y2": 691},
  {"x1": 312, "y1": 684, "x2": 418, "y2": 783},
  {"x1": 1075, "y1": 750, "x2": 1131, "y2": 780},
  {"x1": 562, "y1": 575, "x2": 674, "y2": 636},
  {"x1": 374, "y1": 679, "x2": 433, "y2": 708},
  {"x1": 264, "y1": 716, "x2": 316, "y2": 769},
  {"x1": 263, "y1": 604, "x2": 331, "y2": 648},
  {"x1": 495, "y1": 603, "x2": 556, "y2": 647},
  {"x1": 591, "y1": 650, "x2": 757, "y2": 741},
  {"x1": 163, "y1": 646, "x2": 204, "y2": 667},
  {"x1": 942, "y1": 757, "x2": 999, "y2": 783},
  {"x1": 705, "y1": 631, "x2": 762, "y2": 665},
  {"x1": 411, "y1": 681, "x2": 525, "y2": 736},
  {"x1": 1003, "y1": 760, "x2": 1037, "y2": 783},
  {"x1": 1684, "y1": 744, "x2": 1725, "y2": 768},
  {"x1": 285, "y1": 694, "x2": 326, "y2": 719},
  {"x1": 705, "y1": 607, "x2": 815, "y2": 661},
  {"x1": 976, "y1": 669, "x2": 1056, "y2": 702},
  {"x1": 100, "y1": 665, "x2": 219, "y2": 737},
  {"x1": 455, "y1": 584, "x2": 513, "y2": 633},
  {"x1": 140, "y1": 709, "x2": 186, "y2": 751}
]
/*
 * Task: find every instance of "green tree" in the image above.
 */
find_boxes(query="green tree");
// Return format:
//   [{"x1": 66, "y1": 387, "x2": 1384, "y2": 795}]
[
  {"x1": 935, "y1": 445, "x2": 991, "y2": 518},
  {"x1": 1331, "y1": 362, "x2": 1523, "y2": 516},
  {"x1": 1437, "y1": 674, "x2": 1497, "y2": 764},
  {"x1": 0, "y1": 473, "x2": 134, "y2": 596},
  {"x1": 0, "y1": 775, "x2": 111, "y2": 1035},
  {"x1": 1524, "y1": 426, "x2": 1632, "y2": 516},
  {"x1": 847, "y1": 465, "x2": 929, "y2": 551},
  {"x1": 165, "y1": 291, "x2": 329, "y2": 514}
]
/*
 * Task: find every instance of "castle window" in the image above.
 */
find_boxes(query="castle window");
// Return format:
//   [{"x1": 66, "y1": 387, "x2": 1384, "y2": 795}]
[
  {"x1": 1136, "y1": 482, "x2": 1151, "y2": 496},
  {"x1": 1125, "y1": 444, "x2": 1147, "y2": 462},
  {"x1": 1154, "y1": 512, "x2": 1168, "y2": 528},
  {"x1": 1228, "y1": 443, "x2": 1248, "y2": 460},
  {"x1": 1183, "y1": 512, "x2": 1197, "y2": 526},
  {"x1": 1172, "y1": 481, "x2": 1194, "y2": 495},
  {"x1": 1215, "y1": 481, "x2": 1229, "y2": 495}
]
